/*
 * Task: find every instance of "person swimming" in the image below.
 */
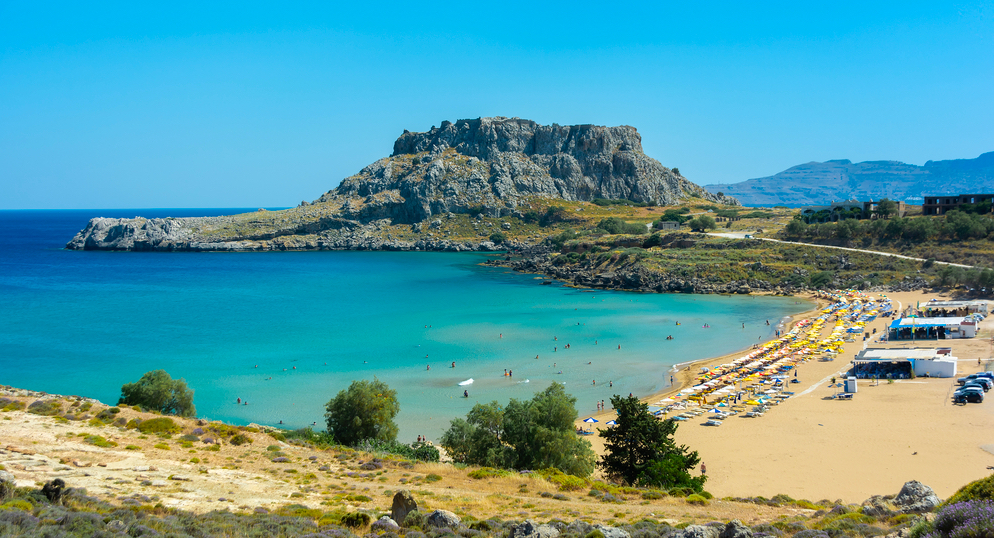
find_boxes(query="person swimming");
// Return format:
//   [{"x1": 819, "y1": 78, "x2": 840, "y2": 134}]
[{"x1": 463, "y1": 390, "x2": 468, "y2": 398}]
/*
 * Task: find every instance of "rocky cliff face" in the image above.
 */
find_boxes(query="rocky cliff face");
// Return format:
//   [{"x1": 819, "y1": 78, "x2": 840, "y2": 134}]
[
  {"x1": 322, "y1": 117, "x2": 736, "y2": 223},
  {"x1": 67, "y1": 117, "x2": 734, "y2": 251}
]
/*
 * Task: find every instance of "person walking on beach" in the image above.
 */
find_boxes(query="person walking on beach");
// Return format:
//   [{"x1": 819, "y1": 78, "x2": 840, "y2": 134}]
[{"x1": 701, "y1": 462, "x2": 706, "y2": 476}]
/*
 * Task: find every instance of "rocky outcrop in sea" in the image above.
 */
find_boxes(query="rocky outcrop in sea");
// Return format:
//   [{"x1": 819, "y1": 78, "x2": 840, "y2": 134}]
[{"x1": 66, "y1": 117, "x2": 736, "y2": 252}]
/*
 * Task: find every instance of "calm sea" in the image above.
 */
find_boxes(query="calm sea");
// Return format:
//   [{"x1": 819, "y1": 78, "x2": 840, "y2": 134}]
[{"x1": 0, "y1": 209, "x2": 812, "y2": 441}]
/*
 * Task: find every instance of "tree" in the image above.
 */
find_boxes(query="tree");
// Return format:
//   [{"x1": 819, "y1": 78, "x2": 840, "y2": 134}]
[
  {"x1": 324, "y1": 378, "x2": 399, "y2": 446},
  {"x1": 489, "y1": 231, "x2": 506, "y2": 244},
  {"x1": 599, "y1": 394, "x2": 704, "y2": 491},
  {"x1": 874, "y1": 198, "x2": 898, "y2": 219},
  {"x1": 440, "y1": 383, "x2": 596, "y2": 477},
  {"x1": 687, "y1": 215, "x2": 716, "y2": 232},
  {"x1": 784, "y1": 219, "x2": 806, "y2": 237},
  {"x1": 119, "y1": 370, "x2": 196, "y2": 417}
]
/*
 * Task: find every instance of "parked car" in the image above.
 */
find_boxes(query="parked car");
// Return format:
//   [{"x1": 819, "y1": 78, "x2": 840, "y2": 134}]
[
  {"x1": 961, "y1": 382, "x2": 989, "y2": 393},
  {"x1": 972, "y1": 378, "x2": 993, "y2": 390},
  {"x1": 957, "y1": 373, "x2": 983, "y2": 385},
  {"x1": 974, "y1": 372, "x2": 994, "y2": 380},
  {"x1": 955, "y1": 386, "x2": 985, "y2": 399},
  {"x1": 962, "y1": 390, "x2": 984, "y2": 403}
]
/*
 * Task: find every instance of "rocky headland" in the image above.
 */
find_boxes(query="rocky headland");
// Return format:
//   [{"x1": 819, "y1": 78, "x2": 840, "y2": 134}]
[{"x1": 66, "y1": 117, "x2": 736, "y2": 252}]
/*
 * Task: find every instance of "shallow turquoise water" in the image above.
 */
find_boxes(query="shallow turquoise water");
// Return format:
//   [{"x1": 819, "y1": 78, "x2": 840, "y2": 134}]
[{"x1": 0, "y1": 210, "x2": 812, "y2": 441}]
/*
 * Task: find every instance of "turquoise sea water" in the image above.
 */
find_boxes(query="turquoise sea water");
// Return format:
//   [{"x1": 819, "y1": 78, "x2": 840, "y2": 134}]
[{"x1": 0, "y1": 209, "x2": 812, "y2": 441}]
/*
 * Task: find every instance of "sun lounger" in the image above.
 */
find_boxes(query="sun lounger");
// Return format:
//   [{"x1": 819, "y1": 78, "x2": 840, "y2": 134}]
[{"x1": 703, "y1": 419, "x2": 723, "y2": 426}]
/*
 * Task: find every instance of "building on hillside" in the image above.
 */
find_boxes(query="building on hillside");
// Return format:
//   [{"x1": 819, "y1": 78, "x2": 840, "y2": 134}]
[
  {"x1": 921, "y1": 300, "x2": 989, "y2": 317},
  {"x1": 852, "y1": 347, "x2": 957, "y2": 378},
  {"x1": 922, "y1": 194, "x2": 994, "y2": 215},
  {"x1": 800, "y1": 199, "x2": 907, "y2": 222},
  {"x1": 888, "y1": 316, "x2": 977, "y2": 340},
  {"x1": 654, "y1": 221, "x2": 680, "y2": 230}
]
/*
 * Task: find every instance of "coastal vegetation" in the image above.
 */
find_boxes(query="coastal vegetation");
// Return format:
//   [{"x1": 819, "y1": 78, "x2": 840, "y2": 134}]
[
  {"x1": 780, "y1": 210, "x2": 994, "y2": 268},
  {"x1": 324, "y1": 378, "x2": 400, "y2": 446},
  {"x1": 439, "y1": 382, "x2": 596, "y2": 477},
  {"x1": 599, "y1": 395, "x2": 705, "y2": 492},
  {"x1": 118, "y1": 370, "x2": 196, "y2": 417}
]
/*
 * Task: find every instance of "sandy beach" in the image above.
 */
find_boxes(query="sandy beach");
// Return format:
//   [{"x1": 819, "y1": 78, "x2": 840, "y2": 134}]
[{"x1": 577, "y1": 289, "x2": 994, "y2": 502}]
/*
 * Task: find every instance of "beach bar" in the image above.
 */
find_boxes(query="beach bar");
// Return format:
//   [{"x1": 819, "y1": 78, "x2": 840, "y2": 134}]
[
  {"x1": 921, "y1": 300, "x2": 989, "y2": 317},
  {"x1": 888, "y1": 317, "x2": 976, "y2": 340},
  {"x1": 853, "y1": 347, "x2": 958, "y2": 378}
]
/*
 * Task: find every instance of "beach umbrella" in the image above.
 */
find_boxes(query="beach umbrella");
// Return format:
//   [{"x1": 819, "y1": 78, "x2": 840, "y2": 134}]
[
  {"x1": 606, "y1": 420, "x2": 617, "y2": 426},
  {"x1": 659, "y1": 398, "x2": 675, "y2": 403},
  {"x1": 583, "y1": 417, "x2": 598, "y2": 423}
]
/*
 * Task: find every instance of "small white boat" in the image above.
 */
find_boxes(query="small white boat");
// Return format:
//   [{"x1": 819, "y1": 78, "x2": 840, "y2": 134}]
[{"x1": 458, "y1": 378, "x2": 474, "y2": 386}]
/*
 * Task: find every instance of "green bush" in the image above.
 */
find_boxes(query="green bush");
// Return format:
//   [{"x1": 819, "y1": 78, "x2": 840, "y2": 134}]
[
  {"x1": 137, "y1": 417, "x2": 180, "y2": 435},
  {"x1": 944, "y1": 474, "x2": 994, "y2": 505},
  {"x1": 1, "y1": 499, "x2": 33, "y2": 512},
  {"x1": 468, "y1": 467, "x2": 512, "y2": 479},
  {"x1": 27, "y1": 399, "x2": 62, "y2": 416},
  {"x1": 402, "y1": 510, "x2": 428, "y2": 529},
  {"x1": 229, "y1": 433, "x2": 252, "y2": 446},
  {"x1": 119, "y1": 369, "x2": 196, "y2": 417},
  {"x1": 597, "y1": 217, "x2": 647, "y2": 235},
  {"x1": 0, "y1": 399, "x2": 26, "y2": 412},
  {"x1": 686, "y1": 493, "x2": 709, "y2": 505},
  {"x1": 489, "y1": 231, "x2": 506, "y2": 244},
  {"x1": 153, "y1": 442, "x2": 170, "y2": 450},
  {"x1": 340, "y1": 511, "x2": 372, "y2": 528},
  {"x1": 84, "y1": 435, "x2": 117, "y2": 448}
]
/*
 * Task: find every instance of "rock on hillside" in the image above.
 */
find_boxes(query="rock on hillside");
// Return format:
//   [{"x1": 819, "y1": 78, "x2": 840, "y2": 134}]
[
  {"x1": 705, "y1": 151, "x2": 994, "y2": 207},
  {"x1": 320, "y1": 116, "x2": 737, "y2": 222},
  {"x1": 67, "y1": 117, "x2": 734, "y2": 251}
]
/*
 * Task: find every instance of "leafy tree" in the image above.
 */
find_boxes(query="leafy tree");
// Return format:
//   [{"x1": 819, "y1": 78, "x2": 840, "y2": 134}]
[
  {"x1": 597, "y1": 217, "x2": 647, "y2": 235},
  {"x1": 835, "y1": 219, "x2": 858, "y2": 241},
  {"x1": 687, "y1": 215, "x2": 716, "y2": 232},
  {"x1": 119, "y1": 370, "x2": 196, "y2": 417},
  {"x1": 656, "y1": 209, "x2": 691, "y2": 224},
  {"x1": 784, "y1": 219, "x2": 806, "y2": 237},
  {"x1": 672, "y1": 167, "x2": 681, "y2": 176},
  {"x1": 599, "y1": 394, "x2": 704, "y2": 491},
  {"x1": 489, "y1": 231, "x2": 506, "y2": 244},
  {"x1": 440, "y1": 383, "x2": 596, "y2": 477},
  {"x1": 324, "y1": 378, "x2": 399, "y2": 446},
  {"x1": 874, "y1": 198, "x2": 898, "y2": 219},
  {"x1": 809, "y1": 271, "x2": 834, "y2": 288}
]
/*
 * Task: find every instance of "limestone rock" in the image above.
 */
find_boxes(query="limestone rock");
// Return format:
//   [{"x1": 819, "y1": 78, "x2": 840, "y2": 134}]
[
  {"x1": 391, "y1": 490, "x2": 418, "y2": 525},
  {"x1": 0, "y1": 470, "x2": 15, "y2": 483},
  {"x1": 676, "y1": 525, "x2": 721, "y2": 538},
  {"x1": 719, "y1": 520, "x2": 753, "y2": 538},
  {"x1": 894, "y1": 480, "x2": 941, "y2": 513},
  {"x1": 595, "y1": 524, "x2": 632, "y2": 538},
  {"x1": 373, "y1": 516, "x2": 401, "y2": 532},
  {"x1": 511, "y1": 519, "x2": 561, "y2": 538},
  {"x1": 427, "y1": 509, "x2": 461, "y2": 528}
]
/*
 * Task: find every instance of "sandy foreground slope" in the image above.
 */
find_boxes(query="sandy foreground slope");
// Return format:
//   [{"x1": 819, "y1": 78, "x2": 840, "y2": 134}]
[{"x1": 578, "y1": 290, "x2": 994, "y2": 503}]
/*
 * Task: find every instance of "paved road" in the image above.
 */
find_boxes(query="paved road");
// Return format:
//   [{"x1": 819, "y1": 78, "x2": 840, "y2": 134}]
[{"x1": 706, "y1": 232, "x2": 974, "y2": 268}]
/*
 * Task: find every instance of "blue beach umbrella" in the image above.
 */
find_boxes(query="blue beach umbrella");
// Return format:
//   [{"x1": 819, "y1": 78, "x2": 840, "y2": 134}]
[
  {"x1": 606, "y1": 420, "x2": 617, "y2": 426},
  {"x1": 583, "y1": 417, "x2": 598, "y2": 423}
]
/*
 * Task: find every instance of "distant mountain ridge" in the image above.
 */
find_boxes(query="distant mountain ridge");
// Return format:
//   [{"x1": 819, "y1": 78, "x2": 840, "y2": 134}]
[{"x1": 704, "y1": 151, "x2": 994, "y2": 207}]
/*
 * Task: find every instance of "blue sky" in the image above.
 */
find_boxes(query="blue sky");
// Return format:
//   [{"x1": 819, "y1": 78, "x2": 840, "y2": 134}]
[{"x1": 1, "y1": 1, "x2": 992, "y2": 209}]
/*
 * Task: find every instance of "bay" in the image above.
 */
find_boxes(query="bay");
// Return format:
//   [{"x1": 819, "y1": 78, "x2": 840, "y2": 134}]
[{"x1": 0, "y1": 209, "x2": 812, "y2": 441}]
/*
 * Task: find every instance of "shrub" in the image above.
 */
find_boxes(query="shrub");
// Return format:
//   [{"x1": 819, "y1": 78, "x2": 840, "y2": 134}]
[
  {"x1": 153, "y1": 443, "x2": 170, "y2": 450},
  {"x1": 125, "y1": 445, "x2": 140, "y2": 450},
  {"x1": 119, "y1": 369, "x2": 196, "y2": 417},
  {"x1": 945, "y1": 474, "x2": 994, "y2": 505},
  {"x1": 137, "y1": 417, "x2": 180, "y2": 435},
  {"x1": 424, "y1": 473, "x2": 442, "y2": 483},
  {"x1": 597, "y1": 217, "x2": 647, "y2": 235},
  {"x1": 489, "y1": 232, "x2": 506, "y2": 244},
  {"x1": 229, "y1": 434, "x2": 251, "y2": 446},
  {"x1": 403, "y1": 510, "x2": 428, "y2": 529},
  {"x1": 468, "y1": 468, "x2": 512, "y2": 480},
  {"x1": 0, "y1": 399, "x2": 26, "y2": 412},
  {"x1": 83, "y1": 435, "x2": 117, "y2": 448},
  {"x1": 686, "y1": 493, "x2": 709, "y2": 505},
  {"x1": 341, "y1": 511, "x2": 372, "y2": 528},
  {"x1": 1, "y1": 499, "x2": 33, "y2": 512},
  {"x1": 27, "y1": 400, "x2": 62, "y2": 416},
  {"x1": 931, "y1": 500, "x2": 994, "y2": 538}
]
